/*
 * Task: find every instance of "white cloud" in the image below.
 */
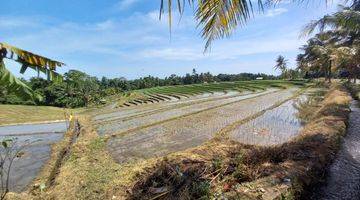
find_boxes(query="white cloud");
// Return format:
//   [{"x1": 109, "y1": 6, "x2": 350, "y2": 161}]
[
  {"x1": 265, "y1": 8, "x2": 288, "y2": 17},
  {"x1": 139, "y1": 33, "x2": 304, "y2": 61},
  {"x1": 141, "y1": 48, "x2": 204, "y2": 61},
  {"x1": 0, "y1": 17, "x2": 43, "y2": 29},
  {"x1": 114, "y1": 0, "x2": 141, "y2": 11},
  {"x1": 0, "y1": 7, "x2": 308, "y2": 78}
]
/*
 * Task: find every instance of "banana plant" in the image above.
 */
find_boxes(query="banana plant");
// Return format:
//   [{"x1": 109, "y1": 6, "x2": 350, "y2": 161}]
[{"x1": 0, "y1": 42, "x2": 65, "y2": 101}]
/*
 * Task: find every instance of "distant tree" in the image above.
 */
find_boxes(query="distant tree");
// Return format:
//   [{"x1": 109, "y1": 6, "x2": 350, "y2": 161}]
[{"x1": 274, "y1": 55, "x2": 289, "y2": 79}]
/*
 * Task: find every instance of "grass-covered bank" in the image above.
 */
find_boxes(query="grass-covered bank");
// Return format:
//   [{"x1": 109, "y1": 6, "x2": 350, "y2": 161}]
[{"x1": 0, "y1": 104, "x2": 69, "y2": 126}]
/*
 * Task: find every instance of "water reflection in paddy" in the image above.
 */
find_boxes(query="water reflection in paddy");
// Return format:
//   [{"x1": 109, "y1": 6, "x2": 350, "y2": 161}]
[
  {"x1": 0, "y1": 122, "x2": 66, "y2": 192},
  {"x1": 230, "y1": 95, "x2": 307, "y2": 146}
]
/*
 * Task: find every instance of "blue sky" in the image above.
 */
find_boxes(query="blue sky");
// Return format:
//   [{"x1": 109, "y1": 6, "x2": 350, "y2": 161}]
[{"x1": 0, "y1": 0, "x2": 343, "y2": 79}]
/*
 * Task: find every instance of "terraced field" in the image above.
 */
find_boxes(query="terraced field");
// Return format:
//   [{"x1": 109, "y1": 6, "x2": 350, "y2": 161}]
[
  {"x1": 91, "y1": 80, "x2": 307, "y2": 163},
  {"x1": 1, "y1": 80, "x2": 308, "y2": 193},
  {"x1": 113, "y1": 80, "x2": 305, "y2": 108}
]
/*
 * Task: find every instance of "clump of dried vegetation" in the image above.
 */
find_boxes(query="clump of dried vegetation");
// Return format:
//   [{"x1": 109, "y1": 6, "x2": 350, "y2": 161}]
[{"x1": 5, "y1": 84, "x2": 352, "y2": 200}]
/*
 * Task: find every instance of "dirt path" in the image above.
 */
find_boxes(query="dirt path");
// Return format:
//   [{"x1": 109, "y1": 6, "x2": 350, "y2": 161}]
[
  {"x1": 309, "y1": 100, "x2": 360, "y2": 200},
  {"x1": 107, "y1": 88, "x2": 299, "y2": 163}
]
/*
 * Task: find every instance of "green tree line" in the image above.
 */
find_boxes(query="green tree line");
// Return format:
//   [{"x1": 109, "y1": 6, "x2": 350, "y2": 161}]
[{"x1": 0, "y1": 69, "x2": 277, "y2": 108}]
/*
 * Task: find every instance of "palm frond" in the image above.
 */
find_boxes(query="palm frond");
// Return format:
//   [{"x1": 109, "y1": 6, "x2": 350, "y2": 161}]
[
  {"x1": 160, "y1": 0, "x2": 333, "y2": 51},
  {"x1": 160, "y1": 0, "x2": 264, "y2": 50},
  {"x1": 302, "y1": 8, "x2": 360, "y2": 37}
]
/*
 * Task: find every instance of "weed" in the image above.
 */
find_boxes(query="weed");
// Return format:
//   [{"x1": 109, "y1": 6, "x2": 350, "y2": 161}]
[
  {"x1": 212, "y1": 158, "x2": 223, "y2": 170},
  {"x1": 190, "y1": 181, "x2": 211, "y2": 199}
]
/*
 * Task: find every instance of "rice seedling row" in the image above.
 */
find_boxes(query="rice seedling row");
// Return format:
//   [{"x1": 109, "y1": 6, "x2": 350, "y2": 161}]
[{"x1": 96, "y1": 89, "x2": 279, "y2": 135}]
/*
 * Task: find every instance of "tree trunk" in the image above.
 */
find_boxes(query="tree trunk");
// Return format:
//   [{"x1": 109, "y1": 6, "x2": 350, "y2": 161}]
[{"x1": 327, "y1": 62, "x2": 332, "y2": 83}]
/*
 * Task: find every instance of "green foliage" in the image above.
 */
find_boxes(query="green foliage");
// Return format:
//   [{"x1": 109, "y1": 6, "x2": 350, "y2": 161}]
[
  {"x1": 0, "y1": 42, "x2": 64, "y2": 103},
  {"x1": 0, "y1": 61, "x2": 41, "y2": 101},
  {"x1": 298, "y1": 2, "x2": 360, "y2": 82},
  {"x1": 274, "y1": 55, "x2": 302, "y2": 80},
  {"x1": 190, "y1": 181, "x2": 211, "y2": 199},
  {"x1": 1, "y1": 69, "x2": 280, "y2": 108},
  {"x1": 212, "y1": 158, "x2": 223, "y2": 170}
]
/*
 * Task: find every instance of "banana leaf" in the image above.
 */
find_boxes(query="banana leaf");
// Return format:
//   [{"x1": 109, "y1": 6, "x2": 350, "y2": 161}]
[
  {"x1": 0, "y1": 60, "x2": 42, "y2": 101},
  {"x1": 0, "y1": 42, "x2": 64, "y2": 81},
  {"x1": 0, "y1": 42, "x2": 65, "y2": 70}
]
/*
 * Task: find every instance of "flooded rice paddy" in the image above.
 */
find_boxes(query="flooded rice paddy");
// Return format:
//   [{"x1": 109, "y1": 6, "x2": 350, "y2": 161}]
[
  {"x1": 93, "y1": 91, "x2": 242, "y2": 123},
  {"x1": 0, "y1": 122, "x2": 66, "y2": 192},
  {"x1": 229, "y1": 95, "x2": 307, "y2": 145},
  {"x1": 96, "y1": 90, "x2": 278, "y2": 135},
  {"x1": 105, "y1": 88, "x2": 301, "y2": 163}
]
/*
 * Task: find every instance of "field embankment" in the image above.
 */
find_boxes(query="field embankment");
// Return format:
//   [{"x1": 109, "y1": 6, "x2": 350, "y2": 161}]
[{"x1": 307, "y1": 96, "x2": 360, "y2": 199}]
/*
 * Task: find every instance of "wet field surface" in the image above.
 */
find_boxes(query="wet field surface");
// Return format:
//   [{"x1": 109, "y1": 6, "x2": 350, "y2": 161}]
[
  {"x1": 105, "y1": 88, "x2": 300, "y2": 163},
  {"x1": 96, "y1": 90, "x2": 277, "y2": 135},
  {"x1": 309, "y1": 100, "x2": 360, "y2": 200},
  {"x1": 230, "y1": 95, "x2": 307, "y2": 145},
  {"x1": 93, "y1": 91, "x2": 245, "y2": 127},
  {"x1": 0, "y1": 122, "x2": 66, "y2": 192}
]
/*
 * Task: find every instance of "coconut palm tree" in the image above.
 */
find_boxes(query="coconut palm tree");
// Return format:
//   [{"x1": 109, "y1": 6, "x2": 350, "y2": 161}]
[
  {"x1": 302, "y1": 7, "x2": 360, "y2": 37},
  {"x1": 274, "y1": 55, "x2": 288, "y2": 78},
  {"x1": 0, "y1": 43, "x2": 64, "y2": 101},
  {"x1": 301, "y1": 2, "x2": 360, "y2": 82},
  {"x1": 160, "y1": 0, "x2": 355, "y2": 50}
]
